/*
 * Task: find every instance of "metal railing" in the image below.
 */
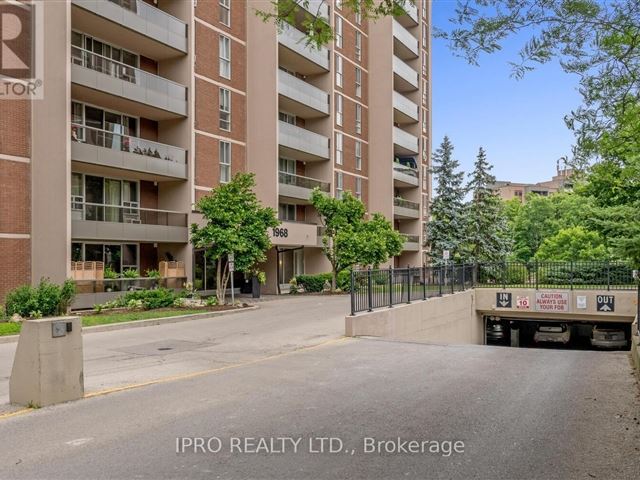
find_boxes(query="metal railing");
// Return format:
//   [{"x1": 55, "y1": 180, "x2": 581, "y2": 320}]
[
  {"x1": 394, "y1": 197, "x2": 420, "y2": 210},
  {"x1": 106, "y1": 0, "x2": 187, "y2": 36},
  {"x1": 278, "y1": 171, "x2": 330, "y2": 192},
  {"x1": 393, "y1": 162, "x2": 419, "y2": 178},
  {"x1": 476, "y1": 261, "x2": 636, "y2": 291},
  {"x1": 72, "y1": 201, "x2": 188, "y2": 227},
  {"x1": 71, "y1": 124, "x2": 187, "y2": 164},
  {"x1": 74, "y1": 276, "x2": 186, "y2": 294},
  {"x1": 350, "y1": 264, "x2": 475, "y2": 315},
  {"x1": 71, "y1": 46, "x2": 187, "y2": 101}
]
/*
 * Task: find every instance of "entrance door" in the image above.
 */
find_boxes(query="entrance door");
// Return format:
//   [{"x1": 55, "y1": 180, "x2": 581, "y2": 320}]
[{"x1": 279, "y1": 249, "x2": 305, "y2": 287}]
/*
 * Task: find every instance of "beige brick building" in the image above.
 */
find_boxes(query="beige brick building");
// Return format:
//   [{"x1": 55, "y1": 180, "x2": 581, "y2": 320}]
[{"x1": 0, "y1": 0, "x2": 431, "y2": 303}]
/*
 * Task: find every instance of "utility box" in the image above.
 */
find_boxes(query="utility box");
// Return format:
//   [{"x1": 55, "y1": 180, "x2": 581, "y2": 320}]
[{"x1": 10, "y1": 317, "x2": 84, "y2": 407}]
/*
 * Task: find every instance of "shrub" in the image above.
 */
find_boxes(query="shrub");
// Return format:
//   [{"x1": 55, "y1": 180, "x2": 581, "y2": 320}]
[
  {"x1": 5, "y1": 279, "x2": 77, "y2": 318},
  {"x1": 145, "y1": 269, "x2": 161, "y2": 279},
  {"x1": 104, "y1": 266, "x2": 118, "y2": 279},
  {"x1": 121, "y1": 288, "x2": 177, "y2": 310},
  {"x1": 336, "y1": 270, "x2": 352, "y2": 291},
  {"x1": 295, "y1": 273, "x2": 333, "y2": 293},
  {"x1": 122, "y1": 269, "x2": 140, "y2": 279},
  {"x1": 205, "y1": 296, "x2": 218, "y2": 307}
]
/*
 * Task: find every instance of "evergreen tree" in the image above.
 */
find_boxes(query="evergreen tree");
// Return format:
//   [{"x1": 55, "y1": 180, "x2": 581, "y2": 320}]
[
  {"x1": 426, "y1": 136, "x2": 467, "y2": 264},
  {"x1": 465, "y1": 147, "x2": 511, "y2": 262}
]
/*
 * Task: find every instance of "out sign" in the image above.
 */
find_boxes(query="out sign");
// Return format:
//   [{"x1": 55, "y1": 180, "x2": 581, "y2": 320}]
[{"x1": 596, "y1": 295, "x2": 615, "y2": 312}]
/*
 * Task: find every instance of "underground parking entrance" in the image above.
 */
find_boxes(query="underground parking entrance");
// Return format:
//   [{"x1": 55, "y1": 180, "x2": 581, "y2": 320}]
[{"x1": 484, "y1": 316, "x2": 633, "y2": 351}]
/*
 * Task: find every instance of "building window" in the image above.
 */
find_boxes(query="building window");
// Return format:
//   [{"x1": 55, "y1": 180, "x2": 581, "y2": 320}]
[
  {"x1": 355, "y1": 104, "x2": 362, "y2": 134},
  {"x1": 278, "y1": 203, "x2": 296, "y2": 221},
  {"x1": 335, "y1": 171, "x2": 343, "y2": 198},
  {"x1": 355, "y1": 177, "x2": 362, "y2": 199},
  {"x1": 219, "y1": 88, "x2": 231, "y2": 130},
  {"x1": 355, "y1": 140, "x2": 362, "y2": 170},
  {"x1": 422, "y1": 0, "x2": 427, "y2": 18},
  {"x1": 422, "y1": 135, "x2": 428, "y2": 163},
  {"x1": 335, "y1": 93, "x2": 343, "y2": 126},
  {"x1": 279, "y1": 111, "x2": 296, "y2": 125},
  {"x1": 422, "y1": 165, "x2": 428, "y2": 191},
  {"x1": 422, "y1": 23, "x2": 427, "y2": 46},
  {"x1": 335, "y1": 132, "x2": 343, "y2": 165},
  {"x1": 219, "y1": 141, "x2": 231, "y2": 183},
  {"x1": 422, "y1": 79, "x2": 427, "y2": 105},
  {"x1": 219, "y1": 0, "x2": 230, "y2": 26},
  {"x1": 355, "y1": 31, "x2": 362, "y2": 61},
  {"x1": 355, "y1": 4, "x2": 361, "y2": 24},
  {"x1": 355, "y1": 67, "x2": 362, "y2": 98},
  {"x1": 219, "y1": 35, "x2": 231, "y2": 79},
  {"x1": 335, "y1": 55, "x2": 343, "y2": 87},
  {"x1": 335, "y1": 16, "x2": 343, "y2": 48},
  {"x1": 422, "y1": 108, "x2": 427, "y2": 133},
  {"x1": 422, "y1": 51, "x2": 427, "y2": 76}
]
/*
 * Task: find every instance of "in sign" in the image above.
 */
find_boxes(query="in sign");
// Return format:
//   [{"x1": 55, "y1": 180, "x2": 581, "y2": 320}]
[
  {"x1": 596, "y1": 295, "x2": 615, "y2": 312},
  {"x1": 496, "y1": 292, "x2": 512, "y2": 308}
]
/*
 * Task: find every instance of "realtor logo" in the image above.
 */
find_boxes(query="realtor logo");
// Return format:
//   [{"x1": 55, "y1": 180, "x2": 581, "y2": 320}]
[{"x1": 0, "y1": 0, "x2": 42, "y2": 99}]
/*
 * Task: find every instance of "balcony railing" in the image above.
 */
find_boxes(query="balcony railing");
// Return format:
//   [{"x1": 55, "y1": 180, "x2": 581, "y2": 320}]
[
  {"x1": 394, "y1": 197, "x2": 420, "y2": 210},
  {"x1": 300, "y1": 0, "x2": 329, "y2": 18},
  {"x1": 393, "y1": 19, "x2": 419, "y2": 57},
  {"x1": 393, "y1": 91, "x2": 419, "y2": 120},
  {"x1": 278, "y1": 120, "x2": 330, "y2": 160},
  {"x1": 75, "y1": 276, "x2": 187, "y2": 294},
  {"x1": 279, "y1": 172, "x2": 330, "y2": 192},
  {"x1": 393, "y1": 55, "x2": 419, "y2": 89},
  {"x1": 398, "y1": 0, "x2": 419, "y2": 24},
  {"x1": 393, "y1": 162, "x2": 419, "y2": 178},
  {"x1": 278, "y1": 69, "x2": 330, "y2": 115},
  {"x1": 72, "y1": 201, "x2": 187, "y2": 227},
  {"x1": 71, "y1": 46, "x2": 187, "y2": 102},
  {"x1": 401, "y1": 233, "x2": 420, "y2": 243},
  {"x1": 393, "y1": 126, "x2": 419, "y2": 153},
  {"x1": 71, "y1": 124, "x2": 186, "y2": 164},
  {"x1": 278, "y1": 24, "x2": 330, "y2": 70},
  {"x1": 106, "y1": 0, "x2": 187, "y2": 37}
]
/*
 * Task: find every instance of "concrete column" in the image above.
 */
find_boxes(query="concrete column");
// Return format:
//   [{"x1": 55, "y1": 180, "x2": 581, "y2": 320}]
[{"x1": 10, "y1": 317, "x2": 84, "y2": 407}]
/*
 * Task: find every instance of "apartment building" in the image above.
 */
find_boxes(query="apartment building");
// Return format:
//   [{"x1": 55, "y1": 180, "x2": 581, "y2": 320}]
[
  {"x1": 0, "y1": 0, "x2": 431, "y2": 303},
  {"x1": 490, "y1": 166, "x2": 574, "y2": 203}
]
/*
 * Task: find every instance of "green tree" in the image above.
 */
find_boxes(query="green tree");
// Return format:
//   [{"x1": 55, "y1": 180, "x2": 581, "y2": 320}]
[
  {"x1": 311, "y1": 190, "x2": 402, "y2": 289},
  {"x1": 464, "y1": 147, "x2": 511, "y2": 262},
  {"x1": 438, "y1": 0, "x2": 640, "y2": 157},
  {"x1": 426, "y1": 136, "x2": 467, "y2": 263},
  {"x1": 190, "y1": 173, "x2": 279, "y2": 304},
  {"x1": 510, "y1": 194, "x2": 559, "y2": 262},
  {"x1": 534, "y1": 226, "x2": 609, "y2": 261},
  {"x1": 256, "y1": 0, "x2": 413, "y2": 48}
]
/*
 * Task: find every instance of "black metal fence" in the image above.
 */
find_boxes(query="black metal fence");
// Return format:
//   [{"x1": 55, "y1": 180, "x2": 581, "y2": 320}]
[{"x1": 350, "y1": 261, "x2": 638, "y2": 315}]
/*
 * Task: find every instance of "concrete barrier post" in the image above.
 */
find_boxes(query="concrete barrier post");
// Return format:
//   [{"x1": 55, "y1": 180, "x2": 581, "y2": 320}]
[{"x1": 10, "y1": 316, "x2": 84, "y2": 408}]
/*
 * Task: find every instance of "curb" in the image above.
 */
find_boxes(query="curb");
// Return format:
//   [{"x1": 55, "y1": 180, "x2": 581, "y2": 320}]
[{"x1": 0, "y1": 305, "x2": 259, "y2": 344}]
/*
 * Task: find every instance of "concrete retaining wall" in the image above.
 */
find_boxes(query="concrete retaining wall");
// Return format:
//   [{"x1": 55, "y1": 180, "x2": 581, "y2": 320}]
[{"x1": 345, "y1": 290, "x2": 484, "y2": 345}]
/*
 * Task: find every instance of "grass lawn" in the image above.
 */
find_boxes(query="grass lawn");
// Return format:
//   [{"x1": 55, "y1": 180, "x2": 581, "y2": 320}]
[{"x1": 0, "y1": 308, "x2": 228, "y2": 336}]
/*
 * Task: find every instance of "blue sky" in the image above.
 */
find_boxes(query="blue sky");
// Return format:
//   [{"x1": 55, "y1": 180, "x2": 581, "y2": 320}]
[{"x1": 431, "y1": 1, "x2": 582, "y2": 184}]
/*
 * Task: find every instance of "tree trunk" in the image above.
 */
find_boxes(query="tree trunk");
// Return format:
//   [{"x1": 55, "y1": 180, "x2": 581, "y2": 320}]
[
  {"x1": 216, "y1": 261, "x2": 230, "y2": 305},
  {"x1": 331, "y1": 264, "x2": 337, "y2": 292}
]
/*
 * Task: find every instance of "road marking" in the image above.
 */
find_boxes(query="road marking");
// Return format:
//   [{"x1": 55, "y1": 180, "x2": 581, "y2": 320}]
[
  {"x1": 65, "y1": 437, "x2": 94, "y2": 447},
  {"x1": 0, "y1": 408, "x2": 33, "y2": 420},
  {"x1": 84, "y1": 337, "x2": 350, "y2": 399}
]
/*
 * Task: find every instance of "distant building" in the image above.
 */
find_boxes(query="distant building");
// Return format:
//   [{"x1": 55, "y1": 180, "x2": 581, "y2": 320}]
[{"x1": 490, "y1": 164, "x2": 574, "y2": 203}]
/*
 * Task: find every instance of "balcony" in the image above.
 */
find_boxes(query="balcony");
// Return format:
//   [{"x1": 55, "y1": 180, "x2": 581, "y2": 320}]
[
  {"x1": 394, "y1": 197, "x2": 420, "y2": 220},
  {"x1": 71, "y1": 202, "x2": 188, "y2": 243},
  {"x1": 401, "y1": 233, "x2": 421, "y2": 251},
  {"x1": 393, "y1": 127, "x2": 419, "y2": 155},
  {"x1": 278, "y1": 24, "x2": 330, "y2": 75},
  {"x1": 279, "y1": 172, "x2": 330, "y2": 202},
  {"x1": 393, "y1": 19, "x2": 419, "y2": 59},
  {"x1": 71, "y1": 124, "x2": 187, "y2": 180},
  {"x1": 71, "y1": 0, "x2": 187, "y2": 58},
  {"x1": 393, "y1": 56, "x2": 419, "y2": 92},
  {"x1": 397, "y1": 0, "x2": 419, "y2": 27},
  {"x1": 71, "y1": 46, "x2": 188, "y2": 120},
  {"x1": 393, "y1": 91, "x2": 419, "y2": 124},
  {"x1": 278, "y1": 69, "x2": 330, "y2": 118},
  {"x1": 393, "y1": 162, "x2": 419, "y2": 187},
  {"x1": 278, "y1": 121, "x2": 330, "y2": 161}
]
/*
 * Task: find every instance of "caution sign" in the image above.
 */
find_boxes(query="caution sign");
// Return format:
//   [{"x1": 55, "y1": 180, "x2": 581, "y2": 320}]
[
  {"x1": 516, "y1": 296, "x2": 530, "y2": 309},
  {"x1": 596, "y1": 295, "x2": 615, "y2": 312},
  {"x1": 535, "y1": 292, "x2": 569, "y2": 312},
  {"x1": 496, "y1": 292, "x2": 512, "y2": 308}
]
